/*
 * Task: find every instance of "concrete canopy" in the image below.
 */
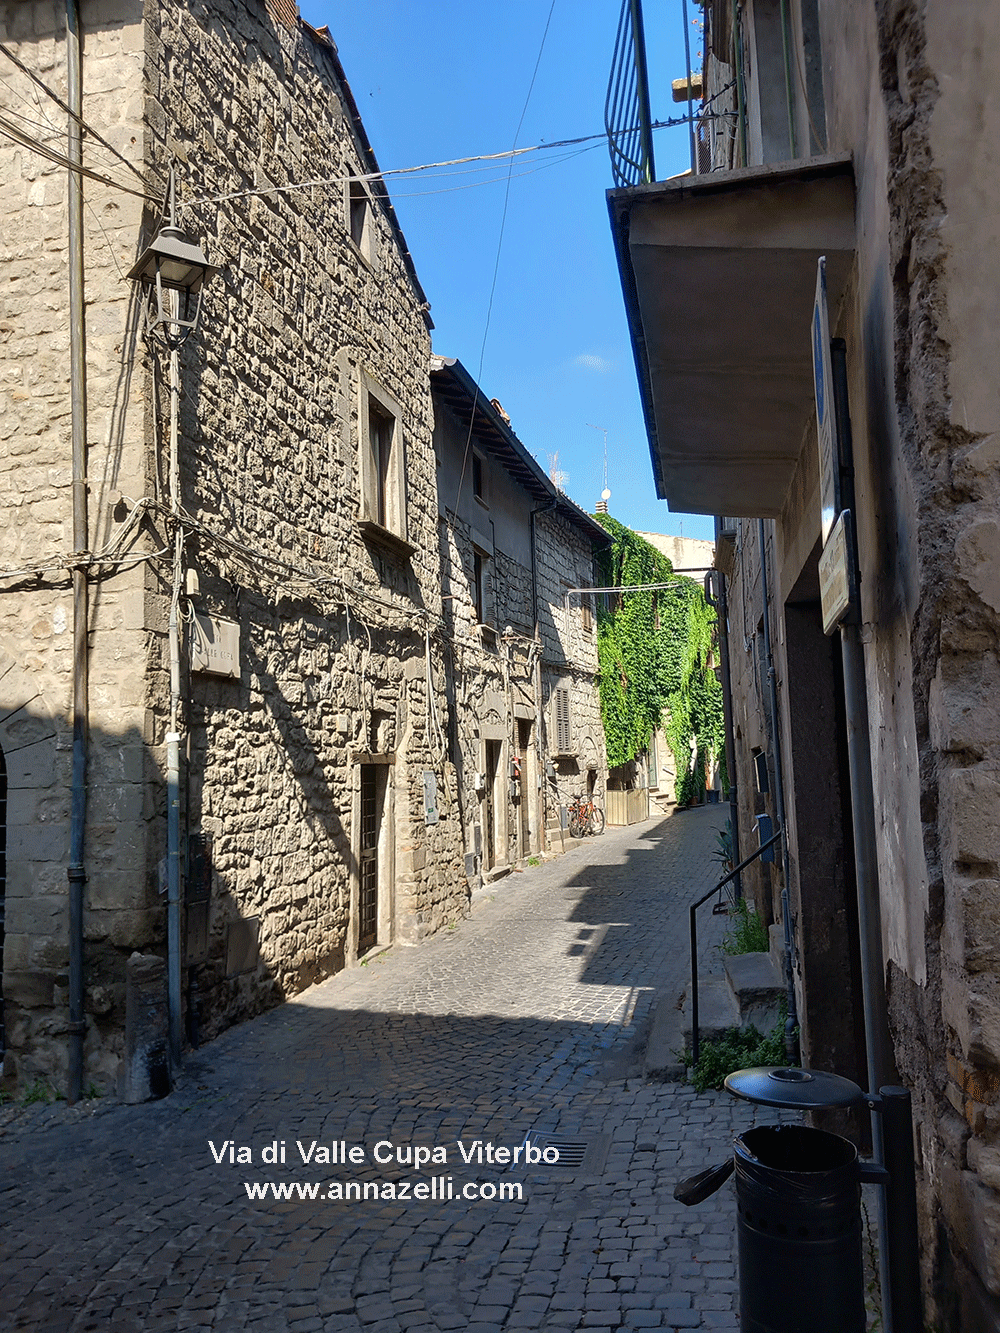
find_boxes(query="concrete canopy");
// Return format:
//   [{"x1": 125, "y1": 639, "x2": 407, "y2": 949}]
[{"x1": 609, "y1": 155, "x2": 855, "y2": 519}]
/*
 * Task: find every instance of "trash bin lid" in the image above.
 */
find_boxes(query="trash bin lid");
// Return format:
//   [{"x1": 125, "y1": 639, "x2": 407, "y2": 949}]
[{"x1": 724, "y1": 1066, "x2": 865, "y2": 1109}]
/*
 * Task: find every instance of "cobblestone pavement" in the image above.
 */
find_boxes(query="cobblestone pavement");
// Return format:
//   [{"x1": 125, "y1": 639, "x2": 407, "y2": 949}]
[{"x1": 1, "y1": 806, "x2": 790, "y2": 1333}]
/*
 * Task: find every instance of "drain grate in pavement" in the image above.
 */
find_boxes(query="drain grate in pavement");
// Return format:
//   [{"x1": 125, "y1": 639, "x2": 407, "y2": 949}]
[{"x1": 527, "y1": 1133, "x2": 611, "y2": 1174}]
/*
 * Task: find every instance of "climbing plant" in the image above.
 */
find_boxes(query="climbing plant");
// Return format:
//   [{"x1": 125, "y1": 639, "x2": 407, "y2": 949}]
[{"x1": 593, "y1": 515, "x2": 725, "y2": 803}]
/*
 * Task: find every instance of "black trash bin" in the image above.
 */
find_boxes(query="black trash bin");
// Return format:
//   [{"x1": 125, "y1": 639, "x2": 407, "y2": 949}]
[
  {"x1": 676, "y1": 1066, "x2": 923, "y2": 1333},
  {"x1": 734, "y1": 1123, "x2": 865, "y2": 1333}
]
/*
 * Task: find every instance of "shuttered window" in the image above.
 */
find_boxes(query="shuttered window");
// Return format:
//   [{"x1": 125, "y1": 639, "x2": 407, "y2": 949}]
[
  {"x1": 358, "y1": 373, "x2": 406, "y2": 541},
  {"x1": 553, "y1": 685, "x2": 572, "y2": 754}
]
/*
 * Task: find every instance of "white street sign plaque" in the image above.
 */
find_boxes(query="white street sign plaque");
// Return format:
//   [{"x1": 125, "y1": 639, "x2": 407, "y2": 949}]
[
  {"x1": 190, "y1": 611, "x2": 241, "y2": 678},
  {"x1": 819, "y1": 509, "x2": 856, "y2": 635}
]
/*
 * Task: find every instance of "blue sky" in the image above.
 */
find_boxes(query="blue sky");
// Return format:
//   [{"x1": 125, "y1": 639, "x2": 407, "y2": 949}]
[{"x1": 308, "y1": 0, "x2": 713, "y2": 541}]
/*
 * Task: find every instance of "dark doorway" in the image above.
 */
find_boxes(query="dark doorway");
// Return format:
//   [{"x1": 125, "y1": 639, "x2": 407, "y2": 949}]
[
  {"x1": 359, "y1": 764, "x2": 383, "y2": 954},
  {"x1": 783, "y1": 560, "x2": 866, "y2": 1090},
  {"x1": 484, "y1": 740, "x2": 502, "y2": 870},
  {"x1": 517, "y1": 720, "x2": 532, "y2": 858}
]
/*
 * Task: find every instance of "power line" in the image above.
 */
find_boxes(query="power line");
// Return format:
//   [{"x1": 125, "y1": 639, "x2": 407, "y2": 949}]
[
  {"x1": 451, "y1": 0, "x2": 559, "y2": 528},
  {"x1": 178, "y1": 112, "x2": 703, "y2": 213},
  {"x1": 0, "y1": 39, "x2": 148, "y2": 184},
  {"x1": 0, "y1": 113, "x2": 157, "y2": 200},
  {"x1": 385, "y1": 145, "x2": 598, "y2": 199}
]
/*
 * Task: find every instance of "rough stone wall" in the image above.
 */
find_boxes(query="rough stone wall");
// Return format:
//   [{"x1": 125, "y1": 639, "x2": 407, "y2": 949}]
[
  {"x1": 0, "y1": 0, "x2": 154, "y2": 1093},
  {"x1": 141, "y1": 0, "x2": 467, "y2": 1041},
  {"x1": 432, "y1": 385, "x2": 607, "y2": 869},
  {"x1": 863, "y1": 2, "x2": 1000, "y2": 1325},
  {"x1": 436, "y1": 502, "x2": 518, "y2": 879},
  {"x1": 700, "y1": 0, "x2": 1000, "y2": 1320},
  {"x1": 714, "y1": 520, "x2": 777, "y2": 922},
  {"x1": 435, "y1": 451, "x2": 606, "y2": 872},
  {"x1": 535, "y1": 510, "x2": 606, "y2": 824}
]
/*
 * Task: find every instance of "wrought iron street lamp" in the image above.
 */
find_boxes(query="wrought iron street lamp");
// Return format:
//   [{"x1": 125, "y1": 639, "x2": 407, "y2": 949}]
[{"x1": 127, "y1": 224, "x2": 218, "y2": 347}]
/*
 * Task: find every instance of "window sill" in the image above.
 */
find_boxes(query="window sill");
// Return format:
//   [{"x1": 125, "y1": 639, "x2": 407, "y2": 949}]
[{"x1": 357, "y1": 520, "x2": 417, "y2": 559}]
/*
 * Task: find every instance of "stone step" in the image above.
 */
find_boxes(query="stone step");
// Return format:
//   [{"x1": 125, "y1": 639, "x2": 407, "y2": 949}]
[
  {"x1": 644, "y1": 978, "x2": 740, "y2": 1081},
  {"x1": 643, "y1": 990, "x2": 688, "y2": 1082},
  {"x1": 724, "y1": 949, "x2": 784, "y2": 1034},
  {"x1": 683, "y1": 976, "x2": 739, "y2": 1047}
]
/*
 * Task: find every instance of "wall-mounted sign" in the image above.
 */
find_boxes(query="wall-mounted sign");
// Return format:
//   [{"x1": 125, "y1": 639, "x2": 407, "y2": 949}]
[
  {"x1": 819, "y1": 509, "x2": 857, "y2": 635},
  {"x1": 812, "y1": 256, "x2": 840, "y2": 545},
  {"x1": 422, "y1": 770, "x2": 439, "y2": 825},
  {"x1": 190, "y1": 612, "x2": 240, "y2": 678}
]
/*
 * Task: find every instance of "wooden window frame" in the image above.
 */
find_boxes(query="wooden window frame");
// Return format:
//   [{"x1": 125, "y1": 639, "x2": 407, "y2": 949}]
[{"x1": 357, "y1": 371, "x2": 413, "y2": 554}]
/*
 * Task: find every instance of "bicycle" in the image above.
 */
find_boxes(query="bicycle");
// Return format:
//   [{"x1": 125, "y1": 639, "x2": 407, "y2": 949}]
[{"x1": 568, "y1": 792, "x2": 605, "y2": 837}]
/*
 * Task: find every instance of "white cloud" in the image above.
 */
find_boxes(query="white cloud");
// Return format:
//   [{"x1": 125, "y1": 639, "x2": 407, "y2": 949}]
[{"x1": 572, "y1": 353, "x2": 613, "y2": 373}]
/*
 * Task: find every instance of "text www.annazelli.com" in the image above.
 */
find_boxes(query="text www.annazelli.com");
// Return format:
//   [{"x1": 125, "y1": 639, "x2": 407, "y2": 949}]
[{"x1": 244, "y1": 1177, "x2": 523, "y2": 1203}]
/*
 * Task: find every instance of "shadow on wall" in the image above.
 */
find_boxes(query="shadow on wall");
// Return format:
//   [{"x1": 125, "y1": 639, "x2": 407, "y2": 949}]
[{"x1": 0, "y1": 685, "x2": 331, "y2": 1098}]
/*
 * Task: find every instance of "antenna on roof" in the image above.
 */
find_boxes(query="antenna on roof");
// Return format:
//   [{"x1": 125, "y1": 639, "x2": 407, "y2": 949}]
[{"x1": 588, "y1": 423, "x2": 611, "y2": 512}]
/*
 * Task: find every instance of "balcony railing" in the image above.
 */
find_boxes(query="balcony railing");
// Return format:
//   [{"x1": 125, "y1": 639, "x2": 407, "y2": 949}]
[{"x1": 605, "y1": 0, "x2": 656, "y2": 187}]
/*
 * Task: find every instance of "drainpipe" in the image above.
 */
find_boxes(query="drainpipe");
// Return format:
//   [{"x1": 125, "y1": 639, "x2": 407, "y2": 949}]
[
  {"x1": 165, "y1": 346, "x2": 183, "y2": 1070},
  {"x1": 830, "y1": 337, "x2": 896, "y2": 1328},
  {"x1": 161, "y1": 173, "x2": 184, "y2": 1070},
  {"x1": 704, "y1": 569, "x2": 741, "y2": 897},
  {"x1": 829, "y1": 342, "x2": 892, "y2": 1089},
  {"x1": 757, "y1": 518, "x2": 799, "y2": 1064},
  {"x1": 66, "y1": 0, "x2": 88, "y2": 1107}
]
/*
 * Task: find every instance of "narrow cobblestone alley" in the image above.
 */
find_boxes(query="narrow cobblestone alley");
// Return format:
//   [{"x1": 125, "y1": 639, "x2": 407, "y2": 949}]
[{"x1": 1, "y1": 807, "x2": 782, "y2": 1333}]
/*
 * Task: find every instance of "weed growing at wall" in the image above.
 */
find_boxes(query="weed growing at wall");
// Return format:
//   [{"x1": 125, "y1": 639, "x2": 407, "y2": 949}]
[
  {"x1": 686, "y1": 1019, "x2": 788, "y2": 1093},
  {"x1": 722, "y1": 897, "x2": 770, "y2": 955},
  {"x1": 593, "y1": 515, "x2": 724, "y2": 800}
]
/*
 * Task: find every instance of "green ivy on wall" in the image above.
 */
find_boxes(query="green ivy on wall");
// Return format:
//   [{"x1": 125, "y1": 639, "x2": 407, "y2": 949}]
[{"x1": 593, "y1": 515, "x2": 725, "y2": 804}]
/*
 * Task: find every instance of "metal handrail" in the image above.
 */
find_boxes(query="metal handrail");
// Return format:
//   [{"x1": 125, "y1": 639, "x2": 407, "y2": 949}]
[
  {"x1": 605, "y1": 0, "x2": 655, "y2": 187},
  {"x1": 689, "y1": 825, "x2": 783, "y2": 1066}
]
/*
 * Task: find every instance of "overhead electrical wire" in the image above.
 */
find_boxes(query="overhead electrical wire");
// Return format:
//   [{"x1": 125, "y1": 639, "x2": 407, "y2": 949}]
[
  {"x1": 0, "y1": 112, "x2": 157, "y2": 199},
  {"x1": 178, "y1": 113, "x2": 708, "y2": 212},
  {"x1": 0, "y1": 94, "x2": 706, "y2": 215},
  {"x1": 0, "y1": 38, "x2": 148, "y2": 183},
  {"x1": 449, "y1": 0, "x2": 558, "y2": 531}
]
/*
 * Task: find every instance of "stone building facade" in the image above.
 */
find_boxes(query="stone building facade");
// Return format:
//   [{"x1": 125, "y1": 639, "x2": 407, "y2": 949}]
[
  {"x1": 431, "y1": 357, "x2": 609, "y2": 881},
  {"x1": 0, "y1": 0, "x2": 472, "y2": 1096},
  {"x1": 609, "y1": 0, "x2": 1000, "y2": 1324}
]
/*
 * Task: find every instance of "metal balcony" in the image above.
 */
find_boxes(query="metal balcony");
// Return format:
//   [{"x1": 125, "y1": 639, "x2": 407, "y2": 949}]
[{"x1": 605, "y1": 0, "x2": 656, "y2": 188}]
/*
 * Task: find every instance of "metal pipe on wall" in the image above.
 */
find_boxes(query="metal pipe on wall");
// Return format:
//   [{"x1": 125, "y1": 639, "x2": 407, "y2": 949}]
[
  {"x1": 165, "y1": 334, "x2": 184, "y2": 1070},
  {"x1": 705, "y1": 568, "x2": 741, "y2": 896},
  {"x1": 829, "y1": 341, "x2": 893, "y2": 1090},
  {"x1": 757, "y1": 518, "x2": 800, "y2": 1065},
  {"x1": 66, "y1": 0, "x2": 88, "y2": 1107},
  {"x1": 830, "y1": 337, "x2": 897, "y2": 1328}
]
